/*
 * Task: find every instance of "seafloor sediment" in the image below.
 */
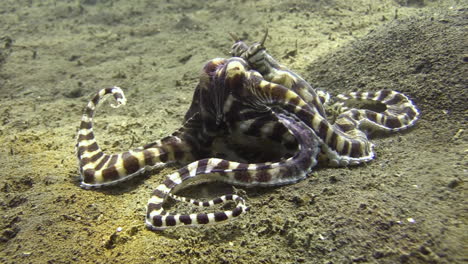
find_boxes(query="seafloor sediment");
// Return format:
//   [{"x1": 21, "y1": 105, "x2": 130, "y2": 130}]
[{"x1": 0, "y1": 1, "x2": 466, "y2": 263}]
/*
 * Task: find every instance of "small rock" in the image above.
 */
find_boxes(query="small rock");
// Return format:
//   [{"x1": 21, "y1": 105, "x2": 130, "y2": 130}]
[
  {"x1": 372, "y1": 250, "x2": 385, "y2": 259},
  {"x1": 7, "y1": 196, "x2": 27, "y2": 208},
  {"x1": 447, "y1": 178, "x2": 461, "y2": 188},
  {"x1": 63, "y1": 87, "x2": 83, "y2": 98},
  {"x1": 1, "y1": 227, "x2": 20, "y2": 241},
  {"x1": 290, "y1": 195, "x2": 305, "y2": 206},
  {"x1": 104, "y1": 232, "x2": 118, "y2": 249}
]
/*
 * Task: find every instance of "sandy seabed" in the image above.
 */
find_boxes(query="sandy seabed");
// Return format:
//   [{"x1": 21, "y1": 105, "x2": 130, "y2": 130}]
[{"x1": 0, "y1": 0, "x2": 466, "y2": 263}]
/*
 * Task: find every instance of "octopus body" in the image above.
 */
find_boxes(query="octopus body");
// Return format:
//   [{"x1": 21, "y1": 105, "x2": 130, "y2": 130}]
[{"x1": 75, "y1": 34, "x2": 419, "y2": 230}]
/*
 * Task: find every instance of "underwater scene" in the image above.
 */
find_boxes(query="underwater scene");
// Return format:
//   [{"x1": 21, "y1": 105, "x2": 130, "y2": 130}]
[{"x1": 0, "y1": 0, "x2": 466, "y2": 263}]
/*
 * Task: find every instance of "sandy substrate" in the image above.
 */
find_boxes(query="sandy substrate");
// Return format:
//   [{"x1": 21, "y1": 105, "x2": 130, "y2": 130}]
[{"x1": 0, "y1": 0, "x2": 466, "y2": 263}]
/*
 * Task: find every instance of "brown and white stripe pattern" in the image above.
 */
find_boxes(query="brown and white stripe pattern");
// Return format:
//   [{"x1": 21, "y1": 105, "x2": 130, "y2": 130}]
[
  {"x1": 146, "y1": 113, "x2": 320, "y2": 229},
  {"x1": 231, "y1": 38, "x2": 327, "y2": 118},
  {"x1": 76, "y1": 87, "x2": 196, "y2": 189},
  {"x1": 220, "y1": 58, "x2": 376, "y2": 166},
  {"x1": 220, "y1": 54, "x2": 419, "y2": 166},
  {"x1": 335, "y1": 90, "x2": 419, "y2": 132},
  {"x1": 76, "y1": 37, "x2": 419, "y2": 230}
]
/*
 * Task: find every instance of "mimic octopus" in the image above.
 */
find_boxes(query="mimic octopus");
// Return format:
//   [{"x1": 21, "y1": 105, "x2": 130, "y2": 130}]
[{"x1": 75, "y1": 32, "x2": 419, "y2": 230}]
